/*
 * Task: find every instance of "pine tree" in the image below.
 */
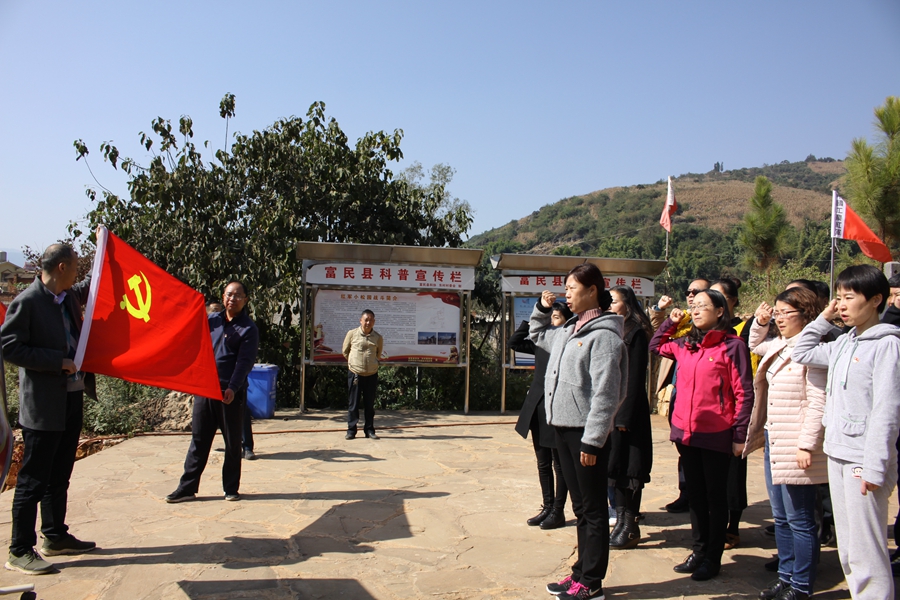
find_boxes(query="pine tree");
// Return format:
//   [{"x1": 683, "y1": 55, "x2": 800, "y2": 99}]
[
  {"x1": 738, "y1": 175, "x2": 788, "y2": 290},
  {"x1": 845, "y1": 96, "x2": 900, "y2": 253}
]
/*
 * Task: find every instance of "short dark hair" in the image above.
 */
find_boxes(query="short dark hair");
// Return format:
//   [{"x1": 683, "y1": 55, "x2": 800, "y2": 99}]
[
  {"x1": 361, "y1": 309, "x2": 375, "y2": 318},
  {"x1": 787, "y1": 279, "x2": 830, "y2": 303},
  {"x1": 566, "y1": 263, "x2": 612, "y2": 310},
  {"x1": 711, "y1": 277, "x2": 742, "y2": 307},
  {"x1": 835, "y1": 265, "x2": 890, "y2": 312},
  {"x1": 550, "y1": 302, "x2": 574, "y2": 322},
  {"x1": 41, "y1": 244, "x2": 77, "y2": 272},
  {"x1": 888, "y1": 274, "x2": 900, "y2": 288},
  {"x1": 226, "y1": 280, "x2": 248, "y2": 296},
  {"x1": 774, "y1": 287, "x2": 822, "y2": 326}
]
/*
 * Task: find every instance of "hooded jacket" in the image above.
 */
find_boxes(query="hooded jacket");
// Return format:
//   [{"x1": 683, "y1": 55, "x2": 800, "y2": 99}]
[
  {"x1": 649, "y1": 317, "x2": 754, "y2": 454},
  {"x1": 792, "y1": 316, "x2": 900, "y2": 486},
  {"x1": 529, "y1": 302, "x2": 627, "y2": 454}
]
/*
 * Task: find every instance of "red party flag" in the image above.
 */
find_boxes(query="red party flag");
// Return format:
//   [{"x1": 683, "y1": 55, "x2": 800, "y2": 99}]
[
  {"x1": 660, "y1": 176, "x2": 678, "y2": 233},
  {"x1": 0, "y1": 302, "x2": 6, "y2": 326},
  {"x1": 831, "y1": 191, "x2": 893, "y2": 263},
  {"x1": 74, "y1": 227, "x2": 222, "y2": 399}
]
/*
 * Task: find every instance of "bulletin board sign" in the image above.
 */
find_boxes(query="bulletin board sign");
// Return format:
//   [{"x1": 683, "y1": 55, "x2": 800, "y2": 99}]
[
  {"x1": 312, "y1": 289, "x2": 462, "y2": 365},
  {"x1": 511, "y1": 296, "x2": 538, "y2": 367},
  {"x1": 501, "y1": 274, "x2": 655, "y2": 297},
  {"x1": 306, "y1": 263, "x2": 475, "y2": 290}
]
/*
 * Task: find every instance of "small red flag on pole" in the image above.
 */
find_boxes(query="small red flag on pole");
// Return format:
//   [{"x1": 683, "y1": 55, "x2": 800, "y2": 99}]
[
  {"x1": 74, "y1": 227, "x2": 222, "y2": 399},
  {"x1": 660, "y1": 176, "x2": 678, "y2": 233},
  {"x1": 831, "y1": 191, "x2": 893, "y2": 263}
]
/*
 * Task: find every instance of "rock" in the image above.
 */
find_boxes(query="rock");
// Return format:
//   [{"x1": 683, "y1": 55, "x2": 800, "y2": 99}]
[{"x1": 140, "y1": 391, "x2": 194, "y2": 432}]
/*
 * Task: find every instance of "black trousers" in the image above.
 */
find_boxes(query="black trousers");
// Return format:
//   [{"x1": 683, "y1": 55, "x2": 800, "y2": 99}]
[
  {"x1": 347, "y1": 371, "x2": 377, "y2": 435},
  {"x1": 531, "y1": 414, "x2": 567, "y2": 510},
  {"x1": 555, "y1": 426, "x2": 610, "y2": 590},
  {"x1": 177, "y1": 390, "x2": 245, "y2": 496},
  {"x1": 677, "y1": 442, "x2": 732, "y2": 564},
  {"x1": 242, "y1": 399, "x2": 254, "y2": 452},
  {"x1": 10, "y1": 391, "x2": 83, "y2": 555}
]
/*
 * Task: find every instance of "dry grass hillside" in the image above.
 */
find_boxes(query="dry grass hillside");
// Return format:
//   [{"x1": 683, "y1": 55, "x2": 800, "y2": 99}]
[{"x1": 671, "y1": 179, "x2": 831, "y2": 230}]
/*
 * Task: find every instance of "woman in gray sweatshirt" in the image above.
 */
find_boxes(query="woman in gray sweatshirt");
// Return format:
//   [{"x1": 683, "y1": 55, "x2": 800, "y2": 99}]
[
  {"x1": 530, "y1": 264, "x2": 627, "y2": 600},
  {"x1": 792, "y1": 265, "x2": 900, "y2": 600}
]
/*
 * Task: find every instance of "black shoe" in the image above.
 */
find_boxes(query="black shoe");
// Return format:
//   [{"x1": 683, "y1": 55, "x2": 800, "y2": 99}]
[
  {"x1": 764, "y1": 557, "x2": 779, "y2": 572},
  {"x1": 40, "y1": 534, "x2": 96, "y2": 556},
  {"x1": 609, "y1": 506, "x2": 625, "y2": 540},
  {"x1": 345, "y1": 432, "x2": 356, "y2": 440},
  {"x1": 819, "y1": 523, "x2": 835, "y2": 546},
  {"x1": 243, "y1": 448, "x2": 256, "y2": 460},
  {"x1": 365, "y1": 432, "x2": 379, "y2": 439},
  {"x1": 540, "y1": 508, "x2": 565, "y2": 530},
  {"x1": 665, "y1": 495, "x2": 690, "y2": 513},
  {"x1": 775, "y1": 589, "x2": 808, "y2": 600},
  {"x1": 690, "y1": 559, "x2": 720, "y2": 581},
  {"x1": 610, "y1": 511, "x2": 640, "y2": 549},
  {"x1": 165, "y1": 489, "x2": 196, "y2": 503},
  {"x1": 673, "y1": 552, "x2": 704, "y2": 573},
  {"x1": 224, "y1": 492, "x2": 240, "y2": 501},
  {"x1": 546, "y1": 575, "x2": 575, "y2": 595},
  {"x1": 527, "y1": 506, "x2": 552, "y2": 526},
  {"x1": 765, "y1": 524, "x2": 776, "y2": 536},
  {"x1": 759, "y1": 579, "x2": 790, "y2": 600}
]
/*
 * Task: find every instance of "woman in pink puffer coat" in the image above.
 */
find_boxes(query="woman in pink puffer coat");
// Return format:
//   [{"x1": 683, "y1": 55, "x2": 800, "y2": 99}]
[{"x1": 743, "y1": 286, "x2": 834, "y2": 600}]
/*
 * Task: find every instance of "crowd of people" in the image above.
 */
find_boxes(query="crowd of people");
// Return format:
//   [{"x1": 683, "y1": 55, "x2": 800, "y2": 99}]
[
  {"x1": 4, "y1": 241, "x2": 900, "y2": 600},
  {"x1": 514, "y1": 265, "x2": 900, "y2": 600}
]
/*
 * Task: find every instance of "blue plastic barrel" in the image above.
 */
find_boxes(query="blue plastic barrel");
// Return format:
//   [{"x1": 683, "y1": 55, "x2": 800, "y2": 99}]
[{"x1": 246, "y1": 363, "x2": 278, "y2": 419}]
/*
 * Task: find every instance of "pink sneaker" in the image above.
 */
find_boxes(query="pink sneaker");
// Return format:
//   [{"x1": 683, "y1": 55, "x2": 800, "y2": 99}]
[
  {"x1": 546, "y1": 575, "x2": 575, "y2": 595},
  {"x1": 559, "y1": 581, "x2": 605, "y2": 599}
]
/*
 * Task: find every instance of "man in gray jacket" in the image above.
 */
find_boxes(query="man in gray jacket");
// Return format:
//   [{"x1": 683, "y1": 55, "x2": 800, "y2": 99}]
[{"x1": 1, "y1": 244, "x2": 96, "y2": 575}]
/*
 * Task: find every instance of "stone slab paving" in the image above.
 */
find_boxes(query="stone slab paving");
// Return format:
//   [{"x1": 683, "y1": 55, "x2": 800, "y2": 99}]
[{"x1": 0, "y1": 410, "x2": 895, "y2": 599}]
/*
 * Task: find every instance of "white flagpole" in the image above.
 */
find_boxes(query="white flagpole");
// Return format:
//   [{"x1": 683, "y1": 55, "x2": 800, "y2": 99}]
[
  {"x1": 830, "y1": 191, "x2": 838, "y2": 298},
  {"x1": 74, "y1": 225, "x2": 108, "y2": 370}
]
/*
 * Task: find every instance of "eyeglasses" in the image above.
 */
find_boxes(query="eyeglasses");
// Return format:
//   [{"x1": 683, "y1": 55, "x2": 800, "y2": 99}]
[
  {"x1": 691, "y1": 303, "x2": 714, "y2": 311},
  {"x1": 772, "y1": 310, "x2": 799, "y2": 318},
  {"x1": 686, "y1": 288, "x2": 705, "y2": 296},
  {"x1": 224, "y1": 293, "x2": 246, "y2": 300}
]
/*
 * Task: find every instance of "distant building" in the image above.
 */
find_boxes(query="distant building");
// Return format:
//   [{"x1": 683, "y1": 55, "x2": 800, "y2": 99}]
[{"x1": 0, "y1": 251, "x2": 36, "y2": 300}]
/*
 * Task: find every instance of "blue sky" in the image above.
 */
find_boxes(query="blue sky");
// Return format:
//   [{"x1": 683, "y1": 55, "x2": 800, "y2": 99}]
[{"x1": 1, "y1": 1, "x2": 898, "y2": 265}]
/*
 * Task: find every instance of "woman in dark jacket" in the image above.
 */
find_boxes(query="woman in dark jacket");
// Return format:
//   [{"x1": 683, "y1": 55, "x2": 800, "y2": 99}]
[
  {"x1": 606, "y1": 285, "x2": 653, "y2": 549},
  {"x1": 509, "y1": 302, "x2": 573, "y2": 529}
]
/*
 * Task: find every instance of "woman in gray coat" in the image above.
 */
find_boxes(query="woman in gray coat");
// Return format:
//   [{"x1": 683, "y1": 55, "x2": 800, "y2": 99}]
[{"x1": 531, "y1": 264, "x2": 627, "y2": 600}]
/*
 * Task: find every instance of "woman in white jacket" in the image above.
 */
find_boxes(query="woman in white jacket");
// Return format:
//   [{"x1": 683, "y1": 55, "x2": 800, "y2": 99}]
[{"x1": 744, "y1": 287, "x2": 831, "y2": 600}]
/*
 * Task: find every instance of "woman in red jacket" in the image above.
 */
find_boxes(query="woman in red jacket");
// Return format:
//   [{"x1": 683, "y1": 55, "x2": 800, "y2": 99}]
[{"x1": 649, "y1": 289, "x2": 754, "y2": 581}]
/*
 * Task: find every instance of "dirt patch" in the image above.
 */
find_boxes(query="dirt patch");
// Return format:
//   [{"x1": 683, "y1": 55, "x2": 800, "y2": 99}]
[{"x1": 807, "y1": 160, "x2": 846, "y2": 175}]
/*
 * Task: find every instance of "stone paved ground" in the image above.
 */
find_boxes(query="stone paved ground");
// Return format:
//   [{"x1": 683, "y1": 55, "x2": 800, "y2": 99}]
[{"x1": 0, "y1": 411, "x2": 895, "y2": 599}]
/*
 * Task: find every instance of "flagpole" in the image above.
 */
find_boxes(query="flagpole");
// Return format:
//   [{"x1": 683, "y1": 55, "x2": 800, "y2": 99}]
[
  {"x1": 665, "y1": 231, "x2": 669, "y2": 262},
  {"x1": 830, "y1": 238, "x2": 836, "y2": 300}
]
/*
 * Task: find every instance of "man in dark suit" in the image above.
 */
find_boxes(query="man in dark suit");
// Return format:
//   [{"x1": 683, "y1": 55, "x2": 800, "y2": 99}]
[
  {"x1": 1, "y1": 244, "x2": 96, "y2": 575},
  {"x1": 166, "y1": 281, "x2": 259, "y2": 503}
]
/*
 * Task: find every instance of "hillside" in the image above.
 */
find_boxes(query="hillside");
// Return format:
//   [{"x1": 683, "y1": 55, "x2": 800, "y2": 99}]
[
  {"x1": 467, "y1": 159, "x2": 845, "y2": 298},
  {"x1": 469, "y1": 159, "x2": 843, "y2": 255}
]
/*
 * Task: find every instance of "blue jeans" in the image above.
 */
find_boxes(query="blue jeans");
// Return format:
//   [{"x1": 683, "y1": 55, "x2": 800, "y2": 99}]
[{"x1": 764, "y1": 433, "x2": 819, "y2": 595}]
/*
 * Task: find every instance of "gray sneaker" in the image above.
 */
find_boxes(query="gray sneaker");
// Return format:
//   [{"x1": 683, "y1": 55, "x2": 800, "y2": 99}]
[
  {"x1": 5, "y1": 549, "x2": 55, "y2": 574},
  {"x1": 41, "y1": 534, "x2": 96, "y2": 556}
]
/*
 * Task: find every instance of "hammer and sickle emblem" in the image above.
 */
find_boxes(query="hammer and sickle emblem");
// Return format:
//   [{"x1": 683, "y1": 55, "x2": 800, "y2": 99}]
[{"x1": 119, "y1": 272, "x2": 152, "y2": 322}]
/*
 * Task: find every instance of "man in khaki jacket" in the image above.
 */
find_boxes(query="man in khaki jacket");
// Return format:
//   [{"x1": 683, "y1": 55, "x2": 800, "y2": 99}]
[{"x1": 342, "y1": 309, "x2": 383, "y2": 440}]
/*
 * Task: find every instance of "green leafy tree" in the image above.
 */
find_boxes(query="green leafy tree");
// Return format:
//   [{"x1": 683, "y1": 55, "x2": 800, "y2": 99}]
[
  {"x1": 738, "y1": 175, "x2": 788, "y2": 287},
  {"x1": 74, "y1": 95, "x2": 473, "y2": 405},
  {"x1": 844, "y1": 96, "x2": 900, "y2": 255}
]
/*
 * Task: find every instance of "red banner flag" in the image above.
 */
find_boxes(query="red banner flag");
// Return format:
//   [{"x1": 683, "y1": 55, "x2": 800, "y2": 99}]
[
  {"x1": 660, "y1": 176, "x2": 678, "y2": 233},
  {"x1": 0, "y1": 302, "x2": 6, "y2": 326},
  {"x1": 74, "y1": 227, "x2": 222, "y2": 399},
  {"x1": 831, "y1": 191, "x2": 893, "y2": 263}
]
